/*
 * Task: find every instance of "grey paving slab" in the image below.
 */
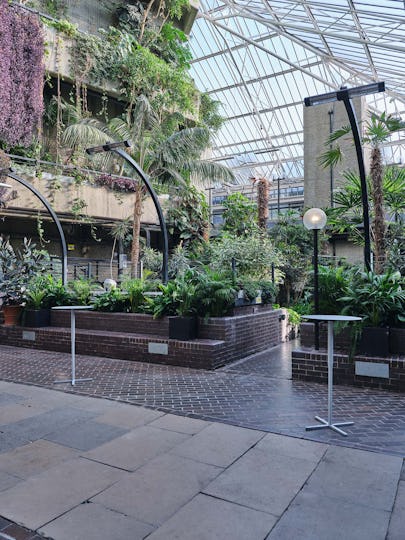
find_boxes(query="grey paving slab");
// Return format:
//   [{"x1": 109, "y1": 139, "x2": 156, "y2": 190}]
[
  {"x1": 0, "y1": 431, "x2": 30, "y2": 454},
  {"x1": 256, "y1": 432, "x2": 328, "y2": 462},
  {"x1": 149, "y1": 413, "x2": 209, "y2": 434},
  {"x1": 44, "y1": 420, "x2": 129, "y2": 451},
  {"x1": 323, "y1": 444, "x2": 403, "y2": 475},
  {"x1": 146, "y1": 493, "x2": 277, "y2": 540},
  {"x1": 305, "y1": 456, "x2": 400, "y2": 511},
  {"x1": 387, "y1": 481, "x2": 405, "y2": 540},
  {"x1": 84, "y1": 425, "x2": 190, "y2": 471},
  {"x1": 0, "y1": 393, "x2": 24, "y2": 407},
  {"x1": 93, "y1": 452, "x2": 222, "y2": 526},
  {"x1": 0, "y1": 470, "x2": 21, "y2": 492},
  {"x1": 204, "y1": 447, "x2": 318, "y2": 516},
  {"x1": 39, "y1": 501, "x2": 154, "y2": 540},
  {"x1": 266, "y1": 490, "x2": 391, "y2": 540},
  {"x1": 0, "y1": 407, "x2": 97, "y2": 441},
  {"x1": 0, "y1": 457, "x2": 125, "y2": 530},
  {"x1": 94, "y1": 404, "x2": 164, "y2": 429},
  {"x1": 0, "y1": 440, "x2": 79, "y2": 479},
  {"x1": 171, "y1": 422, "x2": 264, "y2": 467},
  {"x1": 0, "y1": 402, "x2": 51, "y2": 424}
]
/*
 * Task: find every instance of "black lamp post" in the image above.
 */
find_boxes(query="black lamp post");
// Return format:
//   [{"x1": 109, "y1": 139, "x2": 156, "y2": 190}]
[
  {"x1": 304, "y1": 81, "x2": 386, "y2": 272},
  {"x1": 1, "y1": 170, "x2": 68, "y2": 285},
  {"x1": 303, "y1": 207, "x2": 327, "y2": 350},
  {"x1": 86, "y1": 140, "x2": 169, "y2": 283}
]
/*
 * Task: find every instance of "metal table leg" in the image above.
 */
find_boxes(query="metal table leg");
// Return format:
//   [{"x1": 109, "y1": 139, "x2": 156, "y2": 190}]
[{"x1": 306, "y1": 321, "x2": 354, "y2": 436}]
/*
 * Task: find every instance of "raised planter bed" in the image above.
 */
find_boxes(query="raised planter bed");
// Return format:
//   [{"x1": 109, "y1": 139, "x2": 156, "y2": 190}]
[
  {"x1": 0, "y1": 307, "x2": 284, "y2": 370},
  {"x1": 292, "y1": 347, "x2": 405, "y2": 392}
]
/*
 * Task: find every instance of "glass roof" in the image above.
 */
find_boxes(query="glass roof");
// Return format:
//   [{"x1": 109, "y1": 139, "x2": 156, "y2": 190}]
[{"x1": 189, "y1": 0, "x2": 405, "y2": 183}]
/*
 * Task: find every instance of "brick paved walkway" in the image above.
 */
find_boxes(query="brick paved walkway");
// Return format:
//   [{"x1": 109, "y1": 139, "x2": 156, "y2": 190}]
[{"x1": 1, "y1": 343, "x2": 405, "y2": 457}]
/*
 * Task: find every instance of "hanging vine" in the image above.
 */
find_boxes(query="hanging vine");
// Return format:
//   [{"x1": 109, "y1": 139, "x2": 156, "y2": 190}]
[{"x1": 0, "y1": 0, "x2": 45, "y2": 148}]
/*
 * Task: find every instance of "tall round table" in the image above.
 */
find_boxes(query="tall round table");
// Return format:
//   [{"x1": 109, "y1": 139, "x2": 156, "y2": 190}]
[
  {"x1": 52, "y1": 305, "x2": 93, "y2": 386},
  {"x1": 303, "y1": 314, "x2": 361, "y2": 436}
]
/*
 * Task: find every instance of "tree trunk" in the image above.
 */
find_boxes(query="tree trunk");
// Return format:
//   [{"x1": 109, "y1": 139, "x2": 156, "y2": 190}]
[
  {"x1": 131, "y1": 181, "x2": 143, "y2": 278},
  {"x1": 370, "y1": 146, "x2": 385, "y2": 273},
  {"x1": 257, "y1": 177, "x2": 269, "y2": 230}
]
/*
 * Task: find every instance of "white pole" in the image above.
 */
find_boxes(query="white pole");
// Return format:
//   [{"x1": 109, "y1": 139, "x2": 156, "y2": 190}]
[
  {"x1": 71, "y1": 309, "x2": 76, "y2": 385},
  {"x1": 327, "y1": 320, "x2": 334, "y2": 425}
]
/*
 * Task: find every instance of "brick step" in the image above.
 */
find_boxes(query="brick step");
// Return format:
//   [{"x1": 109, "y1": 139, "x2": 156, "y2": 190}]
[{"x1": 0, "y1": 325, "x2": 226, "y2": 369}]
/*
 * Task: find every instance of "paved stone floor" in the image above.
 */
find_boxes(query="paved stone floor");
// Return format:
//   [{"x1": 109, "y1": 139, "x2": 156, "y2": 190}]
[{"x1": 0, "y1": 342, "x2": 405, "y2": 457}]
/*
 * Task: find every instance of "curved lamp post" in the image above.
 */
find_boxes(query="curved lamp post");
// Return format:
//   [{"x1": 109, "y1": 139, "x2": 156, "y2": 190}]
[
  {"x1": 303, "y1": 207, "x2": 327, "y2": 350},
  {"x1": 304, "y1": 82, "x2": 385, "y2": 272},
  {"x1": 0, "y1": 169, "x2": 68, "y2": 285},
  {"x1": 86, "y1": 141, "x2": 169, "y2": 283}
]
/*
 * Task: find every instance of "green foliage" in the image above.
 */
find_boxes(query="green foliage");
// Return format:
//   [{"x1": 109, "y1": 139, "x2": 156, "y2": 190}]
[
  {"x1": 44, "y1": 18, "x2": 78, "y2": 37},
  {"x1": 41, "y1": 275, "x2": 70, "y2": 307},
  {"x1": 68, "y1": 278, "x2": 99, "y2": 306},
  {"x1": 268, "y1": 211, "x2": 313, "y2": 305},
  {"x1": 209, "y1": 232, "x2": 281, "y2": 280},
  {"x1": 340, "y1": 270, "x2": 405, "y2": 327},
  {"x1": 222, "y1": 192, "x2": 257, "y2": 236},
  {"x1": 256, "y1": 279, "x2": 277, "y2": 304},
  {"x1": 142, "y1": 247, "x2": 163, "y2": 277},
  {"x1": 167, "y1": 183, "x2": 209, "y2": 246},
  {"x1": 199, "y1": 93, "x2": 225, "y2": 132},
  {"x1": 194, "y1": 269, "x2": 236, "y2": 318},
  {"x1": 318, "y1": 265, "x2": 351, "y2": 314},
  {"x1": 93, "y1": 288, "x2": 128, "y2": 312},
  {"x1": 168, "y1": 244, "x2": 192, "y2": 278},
  {"x1": 286, "y1": 307, "x2": 301, "y2": 327},
  {"x1": 121, "y1": 278, "x2": 149, "y2": 313},
  {"x1": 0, "y1": 238, "x2": 50, "y2": 306}
]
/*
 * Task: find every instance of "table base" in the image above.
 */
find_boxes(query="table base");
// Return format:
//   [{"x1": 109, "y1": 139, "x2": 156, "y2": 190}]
[
  {"x1": 54, "y1": 378, "x2": 93, "y2": 386},
  {"x1": 306, "y1": 416, "x2": 354, "y2": 437}
]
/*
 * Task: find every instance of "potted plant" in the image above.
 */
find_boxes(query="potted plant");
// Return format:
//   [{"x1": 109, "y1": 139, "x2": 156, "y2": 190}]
[
  {"x1": 23, "y1": 275, "x2": 67, "y2": 327},
  {"x1": 340, "y1": 270, "x2": 405, "y2": 357},
  {"x1": 0, "y1": 238, "x2": 50, "y2": 326}
]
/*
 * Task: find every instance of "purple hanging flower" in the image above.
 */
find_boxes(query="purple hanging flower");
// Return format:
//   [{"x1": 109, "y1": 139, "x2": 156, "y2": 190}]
[{"x1": 0, "y1": 0, "x2": 44, "y2": 147}]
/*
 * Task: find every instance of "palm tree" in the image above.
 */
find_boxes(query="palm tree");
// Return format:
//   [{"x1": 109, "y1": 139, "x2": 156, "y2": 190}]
[
  {"x1": 320, "y1": 112, "x2": 404, "y2": 273},
  {"x1": 326, "y1": 167, "x2": 405, "y2": 268},
  {"x1": 61, "y1": 95, "x2": 235, "y2": 277}
]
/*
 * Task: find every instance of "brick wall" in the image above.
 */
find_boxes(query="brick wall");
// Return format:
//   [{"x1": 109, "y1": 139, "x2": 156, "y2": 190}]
[
  {"x1": 0, "y1": 308, "x2": 283, "y2": 370},
  {"x1": 292, "y1": 349, "x2": 405, "y2": 392}
]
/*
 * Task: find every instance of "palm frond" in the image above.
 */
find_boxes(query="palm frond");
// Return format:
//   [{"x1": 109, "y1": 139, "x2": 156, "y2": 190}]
[
  {"x1": 318, "y1": 145, "x2": 344, "y2": 168},
  {"x1": 61, "y1": 118, "x2": 111, "y2": 149},
  {"x1": 183, "y1": 160, "x2": 235, "y2": 187},
  {"x1": 325, "y1": 125, "x2": 351, "y2": 145}
]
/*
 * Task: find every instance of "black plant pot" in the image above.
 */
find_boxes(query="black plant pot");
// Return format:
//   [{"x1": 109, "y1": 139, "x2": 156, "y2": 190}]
[
  {"x1": 23, "y1": 308, "x2": 51, "y2": 328},
  {"x1": 169, "y1": 316, "x2": 198, "y2": 341},
  {"x1": 357, "y1": 326, "x2": 389, "y2": 357}
]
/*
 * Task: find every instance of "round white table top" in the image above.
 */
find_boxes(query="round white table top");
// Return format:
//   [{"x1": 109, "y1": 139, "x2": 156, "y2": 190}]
[
  {"x1": 303, "y1": 314, "x2": 362, "y2": 322},
  {"x1": 51, "y1": 305, "x2": 93, "y2": 310}
]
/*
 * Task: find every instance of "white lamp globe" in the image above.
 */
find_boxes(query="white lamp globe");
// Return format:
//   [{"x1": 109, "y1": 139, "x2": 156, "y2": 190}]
[
  {"x1": 103, "y1": 278, "x2": 117, "y2": 291},
  {"x1": 303, "y1": 208, "x2": 327, "y2": 230}
]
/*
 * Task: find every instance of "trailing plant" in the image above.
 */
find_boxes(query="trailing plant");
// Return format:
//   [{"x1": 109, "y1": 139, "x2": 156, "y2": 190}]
[
  {"x1": 0, "y1": 1, "x2": 45, "y2": 148},
  {"x1": 256, "y1": 177, "x2": 269, "y2": 230},
  {"x1": 95, "y1": 174, "x2": 137, "y2": 193}
]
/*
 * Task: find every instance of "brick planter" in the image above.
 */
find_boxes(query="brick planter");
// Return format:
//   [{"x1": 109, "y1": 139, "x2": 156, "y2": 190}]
[
  {"x1": 301, "y1": 322, "x2": 405, "y2": 356},
  {"x1": 0, "y1": 307, "x2": 284, "y2": 370},
  {"x1": 292, "y1": 348, "x2": 405, "y2": 392}
]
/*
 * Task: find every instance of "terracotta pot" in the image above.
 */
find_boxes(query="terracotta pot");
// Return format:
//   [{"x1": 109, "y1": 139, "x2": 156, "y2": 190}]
[{"x1": 2, "y1": 305, "x2": 23, "y2": 326}]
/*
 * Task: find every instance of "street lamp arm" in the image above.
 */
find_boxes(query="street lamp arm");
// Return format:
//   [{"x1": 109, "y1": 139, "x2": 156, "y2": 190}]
[
  {"x1": 6, "y1": 169, "x2": 68, "y2": 285},
  {"x1": 337, "y1": 95, "x2": 372, "y2": 272}
]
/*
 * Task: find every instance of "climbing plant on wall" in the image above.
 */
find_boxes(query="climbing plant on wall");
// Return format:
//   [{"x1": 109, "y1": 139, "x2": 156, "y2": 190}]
[{"x1": 0, "y1": 0, "x2": 45, "y2": 148}]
